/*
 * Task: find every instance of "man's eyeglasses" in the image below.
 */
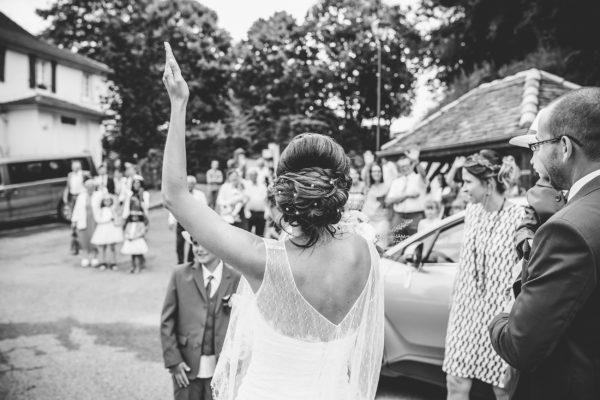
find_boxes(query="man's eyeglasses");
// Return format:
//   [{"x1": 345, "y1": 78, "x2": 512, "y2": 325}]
[{"x1": 528, "y1": 135, "x2": 582, "y2": 152}]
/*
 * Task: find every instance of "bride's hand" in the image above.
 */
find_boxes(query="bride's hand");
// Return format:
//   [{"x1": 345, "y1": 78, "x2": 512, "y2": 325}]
[{"x1": 162, "y1": 42, "x2": 189, "y2": 104}]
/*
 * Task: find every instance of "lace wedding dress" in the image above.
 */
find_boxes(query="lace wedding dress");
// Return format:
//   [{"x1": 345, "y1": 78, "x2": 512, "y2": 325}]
[{"x1": 212, "y1": 225, "x2": 384, "y2": 400}]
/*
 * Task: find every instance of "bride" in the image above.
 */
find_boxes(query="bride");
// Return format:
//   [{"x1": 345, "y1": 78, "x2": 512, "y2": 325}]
[{"x1": 161, "y1": 42, "x2": 384, "y2": 400}]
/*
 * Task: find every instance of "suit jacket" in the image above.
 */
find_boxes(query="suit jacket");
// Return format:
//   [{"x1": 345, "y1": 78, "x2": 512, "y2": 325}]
[
  {"x1": 161, "y1": 261, "x2": 241, "y2": 379},
  {"x1": 489, "y1": 175, "x2": 600, "y2": 400}
]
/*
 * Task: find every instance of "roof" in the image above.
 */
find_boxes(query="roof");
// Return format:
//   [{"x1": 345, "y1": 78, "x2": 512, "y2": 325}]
[
  {"x1": 0, "y1": 94, "x2": 106, "y2": 118},
  {"x1": 0, "y1": 12, "x2": 111, "y2": 75},
  {"x1": 379, "y1": 69, "x2": 581, "y2": 159}
]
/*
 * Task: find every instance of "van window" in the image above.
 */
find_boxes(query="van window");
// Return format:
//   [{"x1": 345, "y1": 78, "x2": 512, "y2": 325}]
[
  {"x1": 8, "y1": 161, "x2": 45, "y2": 184},
  {"x1": 43, "y1": 160, "x2": 70, "y2": 180}
]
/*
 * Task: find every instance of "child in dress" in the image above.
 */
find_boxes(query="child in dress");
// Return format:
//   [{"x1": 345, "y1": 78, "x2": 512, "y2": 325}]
[
  {"x1": 417, "y1": 198, "x2": 443, "y2": 233},
  {"x1": 91, "y1": 194, "x2": 124, "y2": 271},
  {"x1": 71, "y1": 179, "x2": 100, "y2": 267},
  {"x1": 122, "y1": 176, "x2": 149, "y2": 273}
]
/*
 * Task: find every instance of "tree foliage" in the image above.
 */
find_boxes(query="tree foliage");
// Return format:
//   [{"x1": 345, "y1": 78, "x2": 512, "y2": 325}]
[
  {"x1": 422, "y1": 0, "x2": 600, "y2": 87},
  {"x1": 37, "y1": 0, "x2": 233, "y2": 160},
  {"x1": 230, "y1": 0, "x2": 422, "y2": 152}
]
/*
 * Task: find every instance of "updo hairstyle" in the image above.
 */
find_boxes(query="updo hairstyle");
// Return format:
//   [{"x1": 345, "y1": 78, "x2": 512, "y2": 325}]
[
  {"x1": 273, "y1": 133, "x2": 352, "y2": 248},
  {"x1": 460, "y1": 149, "x2": 517, "y2": 194}
]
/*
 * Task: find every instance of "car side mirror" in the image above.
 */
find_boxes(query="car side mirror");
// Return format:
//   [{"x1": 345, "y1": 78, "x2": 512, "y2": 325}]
[{"x1": 405, "y1": 242, "x2": 424, "y2": 269}]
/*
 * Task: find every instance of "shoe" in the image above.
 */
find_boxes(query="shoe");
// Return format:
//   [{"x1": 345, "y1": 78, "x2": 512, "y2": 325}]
[
  {"x1": 90, "y1": 258, "x2": 100, "y2": 268},
  {"x1": 81, "y1": 259, "x2": 90, "y2": 267}
]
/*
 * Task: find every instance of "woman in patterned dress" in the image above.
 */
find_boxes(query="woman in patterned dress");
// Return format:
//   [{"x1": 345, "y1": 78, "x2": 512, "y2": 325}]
[{"x1": 443, "y1": 150, "x2": 524, "y2": 400}]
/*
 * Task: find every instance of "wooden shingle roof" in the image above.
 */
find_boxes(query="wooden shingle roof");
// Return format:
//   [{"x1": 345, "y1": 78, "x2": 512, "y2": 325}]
[{"x1": 379, "y1": 69, "x2": 581, "y2": 160}]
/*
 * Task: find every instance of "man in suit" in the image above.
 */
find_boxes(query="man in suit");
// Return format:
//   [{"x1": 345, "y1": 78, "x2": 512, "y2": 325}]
[
  {"x1": 489, "y1": 87, "x2": 600, "y2": 400},
  {"x1": 161, "y1": 231, "x2": 241, "y2": 400}
]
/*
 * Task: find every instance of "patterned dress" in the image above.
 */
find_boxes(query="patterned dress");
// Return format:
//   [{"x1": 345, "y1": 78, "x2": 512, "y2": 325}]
[{"x1": 443, "y1": 201, "x2": 524, "y2": 388}]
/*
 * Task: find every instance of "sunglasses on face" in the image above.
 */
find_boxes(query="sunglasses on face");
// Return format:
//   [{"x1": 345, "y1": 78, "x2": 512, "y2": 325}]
[{"x1": 529, "y1": 135, "x2": 582, "y2": 152}]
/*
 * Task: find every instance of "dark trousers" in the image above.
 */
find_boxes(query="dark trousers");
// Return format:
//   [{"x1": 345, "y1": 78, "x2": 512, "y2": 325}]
[
  {"x1": 173, "y1": 377, "x2": 212, "y2": 400},
  {"x1": 391, "y1": 211, "x2": 425, "y2": 243},
  {"x1": 176, "y1": 223, "x2": 193, "y2": 264},
  {"x1": 248, "y1": 211, "x2": 265, "y2": 236}
]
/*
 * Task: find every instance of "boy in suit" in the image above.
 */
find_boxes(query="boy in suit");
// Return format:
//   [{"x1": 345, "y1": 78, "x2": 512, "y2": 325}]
[{"x1": 161, "y1": 231, "x2": 241, "y2": 400}]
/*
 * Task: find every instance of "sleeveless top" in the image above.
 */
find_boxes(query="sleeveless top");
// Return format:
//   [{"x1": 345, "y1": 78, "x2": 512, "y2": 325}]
[{"x1": 212, "y1": 233, "x2": 384, "y2": 400}]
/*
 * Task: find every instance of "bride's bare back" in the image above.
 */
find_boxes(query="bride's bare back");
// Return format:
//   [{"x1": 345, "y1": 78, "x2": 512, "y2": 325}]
[{"x1": 284, "y1": 232, "x2": 372, "y2": 325}]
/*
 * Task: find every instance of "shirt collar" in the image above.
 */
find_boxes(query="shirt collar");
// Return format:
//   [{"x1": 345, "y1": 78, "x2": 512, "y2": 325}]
[
  {"x1": 202, "y1": 260, "x2": 223, "y2": 286},
  {"x1": 568, "y1": 168, "x2": 600, "y2": 201}
]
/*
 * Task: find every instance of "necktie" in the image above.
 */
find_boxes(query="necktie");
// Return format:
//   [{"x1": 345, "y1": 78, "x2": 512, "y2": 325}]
[{"x1": 206, "y1": 275, "x2": 214, "y2": 298}]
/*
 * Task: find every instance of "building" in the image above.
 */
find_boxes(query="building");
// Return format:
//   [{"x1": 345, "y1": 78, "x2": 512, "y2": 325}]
[
  {"x1": 0, "y1": 12, "x2": 110, "y2": 165},
  {"x1": 378, "y1": 69, "x2": 580, "y2": 188}
]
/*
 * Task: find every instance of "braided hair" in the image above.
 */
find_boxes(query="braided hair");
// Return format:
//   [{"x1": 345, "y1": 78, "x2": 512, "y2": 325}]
[{"x1": 274, "y1": 133, "x2": 352, "y2": 248}]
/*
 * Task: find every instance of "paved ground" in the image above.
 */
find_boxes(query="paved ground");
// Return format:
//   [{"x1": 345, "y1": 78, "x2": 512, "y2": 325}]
[{"x1": 0, "y1": 208, "x2": 445, "y2": 400}]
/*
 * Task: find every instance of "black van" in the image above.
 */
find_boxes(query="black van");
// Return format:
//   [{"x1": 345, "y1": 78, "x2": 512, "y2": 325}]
[{"x1": 0, "y1": 154, "x2": 97, "y2": 224}]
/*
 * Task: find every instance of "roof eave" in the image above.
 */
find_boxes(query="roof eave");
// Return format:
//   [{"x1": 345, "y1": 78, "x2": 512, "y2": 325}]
[{"x1": 0, "y1": 29, "x2": 112, "y2": 75}]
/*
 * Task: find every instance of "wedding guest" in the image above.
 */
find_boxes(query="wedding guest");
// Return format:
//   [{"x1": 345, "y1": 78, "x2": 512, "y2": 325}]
[
  {"x1": 206, "y1": 160, "x2": 223, "y2": 209},
  {"x1": 385, "y1": 155, "x2": 427, "y2": 239},
  {"x1": 417, "y1": 198, "x2": 442, "y2": 232},
  {"x1": 232, "y1": 148, "x2": 247, "y2": 178},
  {"x1": 490, "y1": 88, "x2": 600, "y2": 400},
  {"x1": 169, "y1": 176, "x2": 208, "y2": 264},
  {"x1": 71, "y1": 178, "x2": 100, "y2": 267},
  {"x1": 95, "y1": 164, "x2": 115, "y2": 195},
  {"x1": 112, "y1": 169, "x2": 127, "y2": 200},
  {"x1": 216, "y1": 170, "x2": 248, "y2": 230},
  {"x1": 501, "y1": 155, "x2": 524, "y2": 198},
  {"x1": 256, "y1": 158, "x2": 273, "y2": 186},
  {"x1": 63, "y1": 160, "x2": 87, "y2": 208},
  {"x1": 119, "y1": 162, "x2": 137, "y2": 204},
  {"x1": 122, "y1": 176, "x2": 149, "y2": 273},
  {"x1": 443, "y1": 150, "x2": 524, "y2": 400},
  {"x1": 91, "y1": 193, "x2": 123, "y2": 270},
  {"x1": 362, "y1": 163, "x2": 391, "y2": 248},
  {"x1": 508, "y1": 111, "x2": 567, "y2": 267},
  {"x1": 161, "y1": 232, "x2": 241, "y2": 400},
  {"x1": 381, "y1": 157, "x2": 398, "y2": 184},
  {"x1": 346, "y1": 167, "x2": 366, "y2": 211},
  {"x1": 243, "y1": 168, "x2": 267, "y2": 236}
]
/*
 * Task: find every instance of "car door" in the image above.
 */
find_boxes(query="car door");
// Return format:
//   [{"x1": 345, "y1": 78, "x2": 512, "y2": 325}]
[{"x1": 382, "y1": 219, "x2": 464, "y2": 366}]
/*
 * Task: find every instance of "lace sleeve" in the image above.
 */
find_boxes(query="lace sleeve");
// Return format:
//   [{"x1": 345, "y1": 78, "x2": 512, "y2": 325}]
[{"x1": 211, "y1": 276, "x2": 257, "y2": 400}]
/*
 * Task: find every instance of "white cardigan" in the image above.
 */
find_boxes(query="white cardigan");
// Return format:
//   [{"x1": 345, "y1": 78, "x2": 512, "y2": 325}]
[{"x1": 71, "y1": 192, "x2": 102, "y2": 230}]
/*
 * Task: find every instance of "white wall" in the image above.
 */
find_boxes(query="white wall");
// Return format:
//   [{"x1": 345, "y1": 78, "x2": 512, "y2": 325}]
[
  {"x1": 0, "y1": 50, "x2": 35, "y2": 102},
  {"x1": 2, "y1": 108, "x2": 102, "y2": 166},
  {"x1": 55, "y1": 64, "x2": 107, "y2": 108},
  {"x1": 0, "y1": 49, "x2": 108, "y2": 110}
]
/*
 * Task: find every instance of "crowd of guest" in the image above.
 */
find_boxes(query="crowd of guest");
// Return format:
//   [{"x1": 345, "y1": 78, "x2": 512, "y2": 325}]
[{"x1": 66, "y1": 160, "x2": 150, "y2": 273}]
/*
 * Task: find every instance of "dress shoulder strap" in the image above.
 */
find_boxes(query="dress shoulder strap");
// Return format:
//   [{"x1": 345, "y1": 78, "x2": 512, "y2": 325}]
[{"x1": 261, "y1": 238, "x2": 290, "y2": 289}]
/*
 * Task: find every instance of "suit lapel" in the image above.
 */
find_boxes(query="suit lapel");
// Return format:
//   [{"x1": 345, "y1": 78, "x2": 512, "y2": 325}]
[
  {"x1": 215, "y1": 265, "x2": 234, "y2": 313},
  {"x1": 192, "y1": 262, "x2": 208, "y2": 302}
]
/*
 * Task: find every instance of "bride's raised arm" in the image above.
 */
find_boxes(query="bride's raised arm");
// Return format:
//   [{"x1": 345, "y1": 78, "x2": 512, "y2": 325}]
[{"x1": 161, "y1": 42, "x2": 265, "y2": 287}]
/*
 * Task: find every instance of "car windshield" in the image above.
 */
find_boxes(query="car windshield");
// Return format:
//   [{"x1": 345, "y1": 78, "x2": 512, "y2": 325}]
[{"x1": 385, "y1": 219, "x2": 464, "y2": 264}]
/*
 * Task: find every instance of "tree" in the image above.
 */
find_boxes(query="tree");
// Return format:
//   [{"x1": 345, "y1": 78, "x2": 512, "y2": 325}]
[
  {"x1": 421, "y1": 0, "x2": 600, "y2": 87},
  {"x1": 37, "y1": 0, "x2": 233, "y2": 160},
  {"x1": 230, "y1": 0, "x2": 421, "y2": 152}
]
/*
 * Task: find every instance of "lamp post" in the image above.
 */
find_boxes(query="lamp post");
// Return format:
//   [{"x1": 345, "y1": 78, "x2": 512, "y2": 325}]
[{"x1": 372, "y1": 19, "x2": 386, "y2": 151}]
